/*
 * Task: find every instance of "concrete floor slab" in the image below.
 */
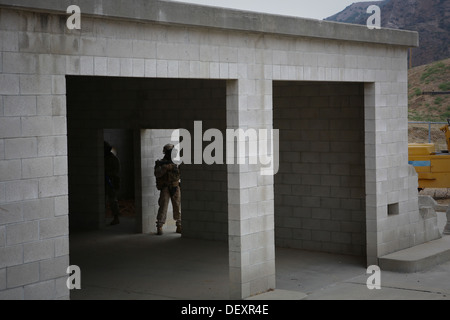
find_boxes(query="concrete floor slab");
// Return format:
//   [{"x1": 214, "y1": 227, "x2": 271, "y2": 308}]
[
  {"x1": 69, "y1": 217, "x2": 450, "y2": 301},
  {"x1": 246, "y1": 290, "x2": 307, "y2": 300}
]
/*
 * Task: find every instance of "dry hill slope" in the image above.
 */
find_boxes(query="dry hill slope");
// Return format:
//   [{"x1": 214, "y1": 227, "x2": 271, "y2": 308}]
[
  {"x1": 326, "y1": 0, "x2": 450, "y2": 67},
  {"x1": 408, "y1": 58, "x2": 450, "y2": 122},
  {"x1": 408, "y1": 58, "x2": 450, "y2": 150}
]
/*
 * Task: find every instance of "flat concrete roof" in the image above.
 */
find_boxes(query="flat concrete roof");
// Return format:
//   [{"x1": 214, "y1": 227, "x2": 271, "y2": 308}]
[{"x1": 0, "y1": 0, "x2": 418, "y2": 47}]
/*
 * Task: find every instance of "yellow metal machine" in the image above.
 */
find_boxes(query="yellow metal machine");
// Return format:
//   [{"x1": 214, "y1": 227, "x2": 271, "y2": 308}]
[{"x1": 409, "y1": 120, "x2": 450, "y2": 189}]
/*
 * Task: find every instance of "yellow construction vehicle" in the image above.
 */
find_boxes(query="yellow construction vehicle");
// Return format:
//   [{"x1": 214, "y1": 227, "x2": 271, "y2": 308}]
[{"x1": 409, "y1": 120, "x2": 450, "y2": 189}]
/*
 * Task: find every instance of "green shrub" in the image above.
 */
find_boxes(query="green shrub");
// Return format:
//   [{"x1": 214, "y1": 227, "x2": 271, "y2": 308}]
[
  {"x1": 439, "y1": 82, "x2": 450, "y2": 91},
  {"x1": 421, "y1": 62, "x2": 450, "y2": 83},
  {"x1": 434, "y1": 97, "x2": 444, "y2": 105}
]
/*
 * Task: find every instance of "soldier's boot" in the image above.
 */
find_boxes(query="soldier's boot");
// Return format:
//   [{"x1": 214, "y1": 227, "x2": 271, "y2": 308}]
[
  {"x1": 176, "y1": 225, "x2": 182, "y2": 234},
  {"x1": 157, "y1": 225, "x2": 163, "y2": 235}
]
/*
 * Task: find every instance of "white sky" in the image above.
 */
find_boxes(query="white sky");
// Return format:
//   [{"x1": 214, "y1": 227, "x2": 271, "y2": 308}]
[{"x1": 167, "y1": 0, "x2": 378, "y2": 20}]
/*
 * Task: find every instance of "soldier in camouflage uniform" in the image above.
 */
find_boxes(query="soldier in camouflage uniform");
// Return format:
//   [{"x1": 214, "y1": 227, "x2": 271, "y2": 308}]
[{"x1": 154, "y1": 144, "x2": 182, "y2": 235}]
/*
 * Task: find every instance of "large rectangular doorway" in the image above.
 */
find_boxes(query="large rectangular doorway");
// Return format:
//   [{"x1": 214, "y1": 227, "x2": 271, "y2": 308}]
[
  {"x1": 273, "y1": 81, "x2": 367, "y2": 258},
  {"x1": 66, "y1": 76, "x2": 230, "y2": 299}
]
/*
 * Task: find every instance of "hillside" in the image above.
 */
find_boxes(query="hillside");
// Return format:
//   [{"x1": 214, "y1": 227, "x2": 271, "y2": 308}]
[
  {"x1": 326, "y1": 1, "x2": 386, "y2": 24},
  {"x1": 325, "y1": 0, "x2": 450, "y2": 67},
  {"x1": 408, "y1": 58, "x2": 450, "y2": 150},
  {"x1": 408, "y1": 58, "x2": 450, "y2": 121}
]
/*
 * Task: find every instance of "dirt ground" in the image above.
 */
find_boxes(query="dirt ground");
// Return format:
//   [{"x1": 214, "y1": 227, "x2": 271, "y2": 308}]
[
  {"x1": 408, "y1": 58, "x2": 450, "y2": 122},
  {"x1": 409, "y1": 123, "x2": 448, "y2": 151}
]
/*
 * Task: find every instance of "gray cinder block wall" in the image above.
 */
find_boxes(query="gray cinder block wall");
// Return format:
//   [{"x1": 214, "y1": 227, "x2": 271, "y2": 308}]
[
  {"x1": 0, "y1": 0, "x2": 427, "y2": 299},
  {"x1": 274, "y1": 82, "x2": 366, "y2": 256}
]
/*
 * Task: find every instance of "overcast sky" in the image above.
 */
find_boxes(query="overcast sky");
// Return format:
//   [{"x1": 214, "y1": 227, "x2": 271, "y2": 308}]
[{"x1": 168, "y1": 0, "x2": 377, "y2": 20}]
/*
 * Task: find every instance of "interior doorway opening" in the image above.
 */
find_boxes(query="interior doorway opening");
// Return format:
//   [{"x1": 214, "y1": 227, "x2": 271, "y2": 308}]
[
  {"x1": 103, "y1": 129, "x2": 137, "y2": 226},
  {"x1": 66, "y1": 76, "x2": 230, "y2": 299}
]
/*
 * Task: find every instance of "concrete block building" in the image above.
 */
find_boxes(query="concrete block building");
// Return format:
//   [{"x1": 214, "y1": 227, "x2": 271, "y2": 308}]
[{"x1": 0, "y1": 0, "x2": 434, "y2": 300}]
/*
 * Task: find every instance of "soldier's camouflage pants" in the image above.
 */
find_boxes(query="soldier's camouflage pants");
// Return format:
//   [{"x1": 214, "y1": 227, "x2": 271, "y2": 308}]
[{"x1": 157, "y1": 186, "x2": 181, "y2": 228}]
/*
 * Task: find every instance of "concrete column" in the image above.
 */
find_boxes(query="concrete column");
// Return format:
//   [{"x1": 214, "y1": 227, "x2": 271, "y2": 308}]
[
  {"x1": 133, "y1": 129, "x2": 143, "y2": 234},
  {"x1": 140, "y1": 129, "x2": 156, "y2": 234},
  {"x1": 365, "y1": 79, "x2": 424, "y2": 263},
  {"x1": 227, "y1": 80, "x2": 275, "y2": 299},
  {"x1": 364, "y1": 83, "x2": 379, "y2": 266}
]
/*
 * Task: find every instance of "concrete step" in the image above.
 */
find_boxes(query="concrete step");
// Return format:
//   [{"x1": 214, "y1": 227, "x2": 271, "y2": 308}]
[{"x1": 379, "y1": 236, "x2": 450, "y2": 273}]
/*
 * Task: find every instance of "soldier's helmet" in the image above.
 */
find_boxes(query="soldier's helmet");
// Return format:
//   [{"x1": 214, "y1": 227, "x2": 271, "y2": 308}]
[{"x1": 163, "y1": 144, "x2": 175, "y2": 154}]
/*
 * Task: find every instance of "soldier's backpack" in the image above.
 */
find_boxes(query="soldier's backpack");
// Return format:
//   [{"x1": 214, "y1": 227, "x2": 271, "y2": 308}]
[{"x1": 154, "y1": 160, "x2": 180, "y2": 190}]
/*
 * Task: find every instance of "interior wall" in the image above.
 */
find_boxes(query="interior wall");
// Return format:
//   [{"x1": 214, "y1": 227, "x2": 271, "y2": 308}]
[
  {"x1": 273, "y1": 81, "x2": 366, "y2": 256},
  {"x1": 67, "y1": 76, "x2": 228, "y2": 239},
  {"x1": 67, "y1": 128, "x2": 104, "y2": 230}
]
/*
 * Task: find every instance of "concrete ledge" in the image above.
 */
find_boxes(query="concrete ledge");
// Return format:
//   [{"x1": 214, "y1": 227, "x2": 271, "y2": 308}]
[
  {"x1": 245, "y1": 289, "x2": 307, "y2": 300},
  {"x1": 0, "y1": 0, "x2": 419, "y2": 47},
  {"x1": 379, "y1": 236, "x2": 450, "y2": 273}
]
